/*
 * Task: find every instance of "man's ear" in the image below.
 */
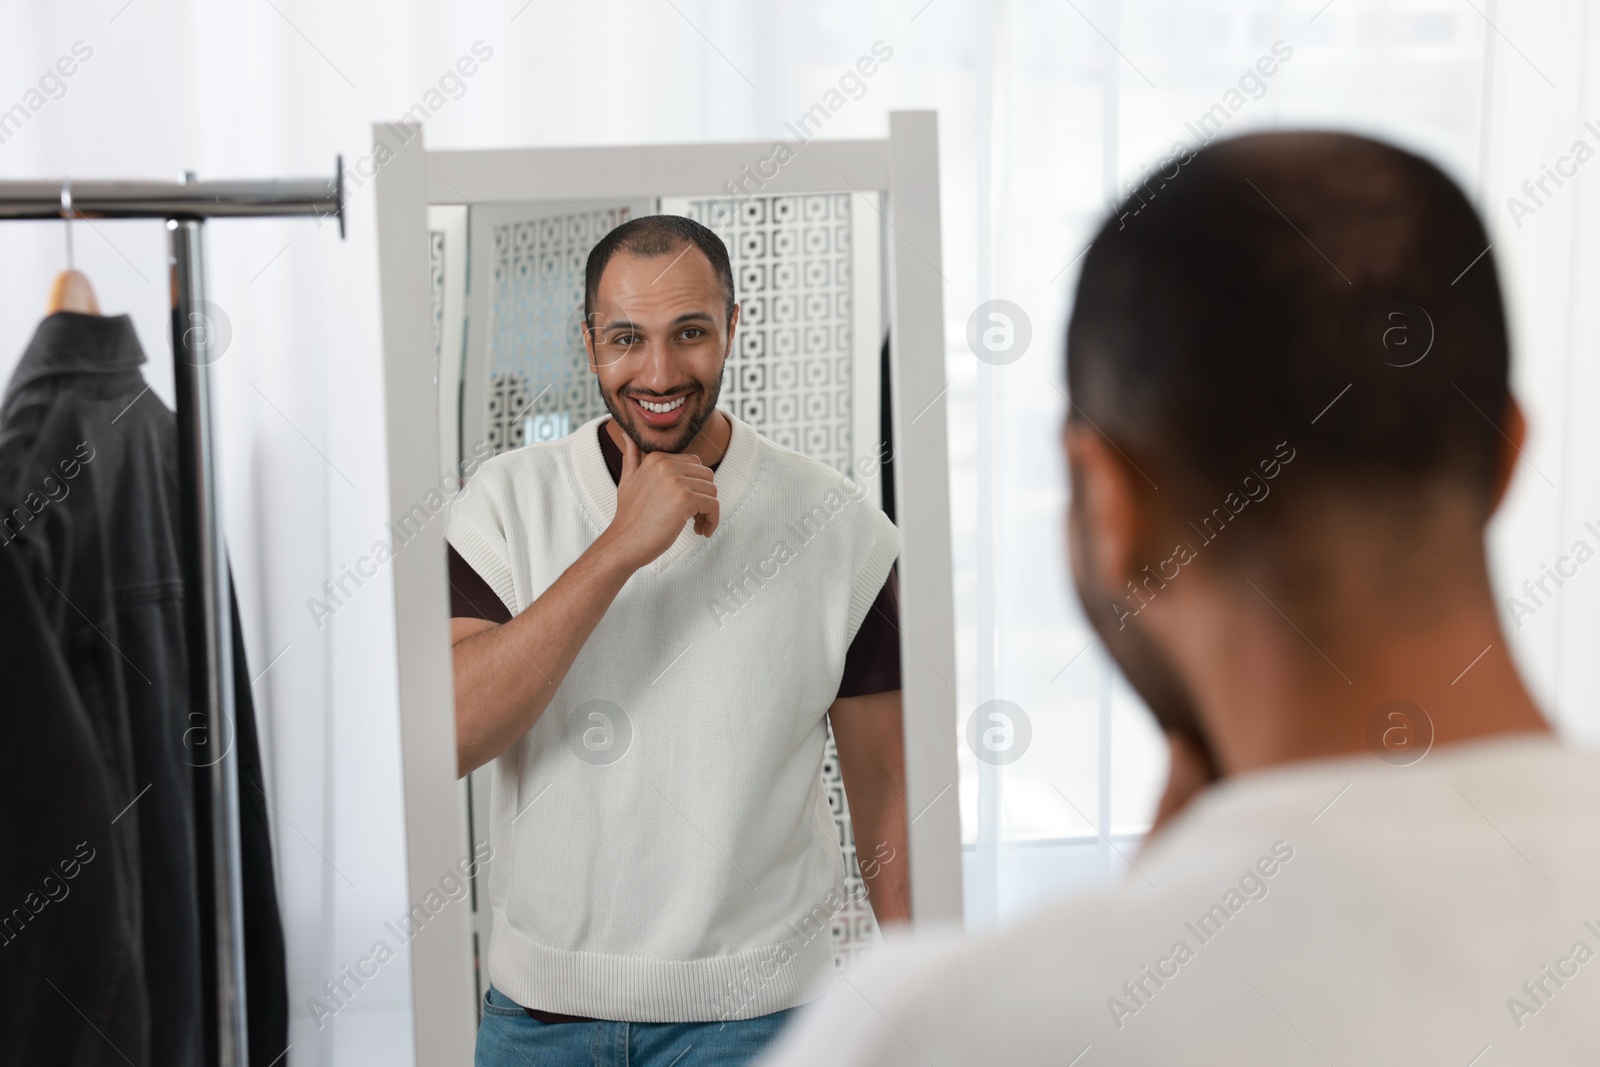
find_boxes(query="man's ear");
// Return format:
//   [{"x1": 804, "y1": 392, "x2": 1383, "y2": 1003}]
[
  {"x1": 1489, "y1": 394, "x2": 1527, "y2": 517},
  {"x1": 725, "y1": 303, "x2": 741, "y2": 351},
  {"x1": 1062, "y1": 419, "x2": 1146, "y2": 596}
]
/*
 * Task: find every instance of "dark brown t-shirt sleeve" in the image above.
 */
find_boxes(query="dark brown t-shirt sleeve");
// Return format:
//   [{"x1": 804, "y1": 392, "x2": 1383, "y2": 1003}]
[
  {"x1": 448, "y1": 545, "x2": 513, "y2": 624},
  {"x1": 837, "y1": 562, "x2": 902, "y2": 698}
]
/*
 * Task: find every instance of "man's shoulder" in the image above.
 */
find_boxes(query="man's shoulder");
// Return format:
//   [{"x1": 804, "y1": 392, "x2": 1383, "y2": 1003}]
[
  {"x1": 742, "y1": 424, "x2": 865, "y2": 493},
  {"x1": 742, "y1": 427, "x2": 891, "y2": 531},
  {"x1": 457, "y1": 432, "x2": 582, "y2": 500},
  {"x1": 765, "y1": 739, "x2": 1600, "y2": 1067},
  {"x1": 761, "y1": 902, "x2": 1138, "y2": 1067},
  {"x1": 476, "y1": 433, "x2": 576, "y2": 476}
]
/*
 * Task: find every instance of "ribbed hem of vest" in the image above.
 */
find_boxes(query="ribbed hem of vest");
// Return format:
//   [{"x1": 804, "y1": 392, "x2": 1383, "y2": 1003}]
[
  {"x1": 847, "y1": 515, "x2": 901, "y2": 641},
  {"x1": 487, "y1": 913, "x2": 836, "y2": 1023},
  {"x1": 447, "y1": 524, "x2": 518, "y2": 616}
]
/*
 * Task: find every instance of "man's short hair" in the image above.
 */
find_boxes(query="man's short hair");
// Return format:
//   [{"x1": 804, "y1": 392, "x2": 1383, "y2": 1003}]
[
  {"x1": 584, "y1": 214, "x2": 737, "y2": 328},
  {"x1": 1066, "y1": 131, "x2": 1510, "y2": 523}
]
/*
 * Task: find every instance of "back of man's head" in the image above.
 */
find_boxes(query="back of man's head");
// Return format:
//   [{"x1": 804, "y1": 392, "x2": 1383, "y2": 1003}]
[{"x1": 1067, "y1": 131, "x2": 1510, "y2": 542}]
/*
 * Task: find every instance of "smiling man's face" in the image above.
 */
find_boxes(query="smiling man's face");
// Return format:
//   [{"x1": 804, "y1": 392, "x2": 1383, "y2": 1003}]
[{"x1": 584, "y1": 242, "x2": 738, "y2": 454}]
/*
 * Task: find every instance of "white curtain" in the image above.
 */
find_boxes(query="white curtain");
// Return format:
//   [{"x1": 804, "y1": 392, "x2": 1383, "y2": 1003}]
[
  {"x1": 2, "y1": 1, "x2": 1595, "y2": 1064},
  {"x1": 958, "y1": 0, "x2": 1600, "y2": 929}
]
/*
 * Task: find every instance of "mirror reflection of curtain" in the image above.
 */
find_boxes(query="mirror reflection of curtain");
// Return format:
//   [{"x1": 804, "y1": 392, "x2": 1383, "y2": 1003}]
[{"x1": 432, "y1": 187, "x2": 888, "y2": 978}]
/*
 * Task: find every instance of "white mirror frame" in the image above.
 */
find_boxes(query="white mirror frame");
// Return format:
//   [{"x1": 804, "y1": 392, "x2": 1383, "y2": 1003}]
[{"x1": 372, "y1": 111, "x2": 961, "y2": 1064}]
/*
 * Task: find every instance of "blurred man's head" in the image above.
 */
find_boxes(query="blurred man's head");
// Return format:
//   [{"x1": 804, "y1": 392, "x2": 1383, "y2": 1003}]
[
  {"x1": 583, "y1": 214, "x2": 738, "y2": 454},
  {"x1": 1063, "y1": 131, "x2": 1521, "y2": 751}
]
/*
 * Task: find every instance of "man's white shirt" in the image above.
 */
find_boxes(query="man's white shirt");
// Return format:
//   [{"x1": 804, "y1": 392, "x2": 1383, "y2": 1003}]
[{"x1": 761, "y1": 733, "x2": 1600, "y2": 1066}]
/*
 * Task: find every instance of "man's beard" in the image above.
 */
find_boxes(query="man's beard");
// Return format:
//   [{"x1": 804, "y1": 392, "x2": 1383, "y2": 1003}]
[
  {"x1": 600, "y1": 371, "x2": 724, "y2": 455},
  {"x1": 1069, "y1": 505, "x2": 1220, "y2": 773}
]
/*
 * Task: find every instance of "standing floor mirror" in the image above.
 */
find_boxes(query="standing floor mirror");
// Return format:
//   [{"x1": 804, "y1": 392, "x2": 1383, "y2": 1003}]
[{"x1": 373, "y1": 111, "x2": 960, "y2": 1063}]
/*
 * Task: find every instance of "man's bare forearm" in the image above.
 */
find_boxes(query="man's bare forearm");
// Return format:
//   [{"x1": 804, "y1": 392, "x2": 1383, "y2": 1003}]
[
  {"x1": 850, "y1": 778, "x2": 911, "y2": 925},
  {"x1": 453, "y1": 531, "x2": 636, "y2": 776},
  {"x1": 829, "y1": 691, "x2": 912, "y2": 925}
]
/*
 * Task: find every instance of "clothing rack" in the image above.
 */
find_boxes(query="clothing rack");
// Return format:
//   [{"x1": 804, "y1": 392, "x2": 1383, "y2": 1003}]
[{"x1": 0, "y1": 164, "x2": 344, "y2": 1067}]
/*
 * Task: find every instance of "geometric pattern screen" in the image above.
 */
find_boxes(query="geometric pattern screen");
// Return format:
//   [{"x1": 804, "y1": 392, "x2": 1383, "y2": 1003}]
[
  {"x1": 670, "y1": 192, "x2": 858, "y2": 475},
  {"x1": 485, "y1": 206, "x2": 632, "y2": 452},
  {"x1": 437, "y1": 190, "x2": 880, "y2": 971}
]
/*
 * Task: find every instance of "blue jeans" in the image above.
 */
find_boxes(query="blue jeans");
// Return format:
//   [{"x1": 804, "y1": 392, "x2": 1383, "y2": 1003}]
[{"x1": 475, "y1": 985, "x2": 797, "y2": 1067}]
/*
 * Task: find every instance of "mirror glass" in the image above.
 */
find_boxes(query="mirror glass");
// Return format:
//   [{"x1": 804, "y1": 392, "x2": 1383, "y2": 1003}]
[{"x1": 423, "y1": 190, "x2": 908, "y2": 1022}]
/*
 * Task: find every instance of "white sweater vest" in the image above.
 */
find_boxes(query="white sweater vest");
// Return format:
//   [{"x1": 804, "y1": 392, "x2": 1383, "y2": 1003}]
[{"x1": 446, "y1": 413, "x2": 899, "y2": 1022}]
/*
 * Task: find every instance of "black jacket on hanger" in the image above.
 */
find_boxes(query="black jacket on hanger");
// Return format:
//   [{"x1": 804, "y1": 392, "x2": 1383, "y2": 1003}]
[
  {"x1": 0, "y1": 537, "x2": 150, "y2": 1067},
  {"x1": 0, "y1": 312, "x2": 287, "y2": 1067}
]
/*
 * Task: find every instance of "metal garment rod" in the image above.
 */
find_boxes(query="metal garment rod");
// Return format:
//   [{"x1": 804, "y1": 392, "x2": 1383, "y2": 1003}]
[
  {"x1": 0, "y1": 170, "x2": 343, "y2": 234},
  {"x1": 0, "y1": 162, "x2": 342, "y2": 1067},
  {"x1": 169, "y1": 216, "x2": 249, "y2": 1067}
]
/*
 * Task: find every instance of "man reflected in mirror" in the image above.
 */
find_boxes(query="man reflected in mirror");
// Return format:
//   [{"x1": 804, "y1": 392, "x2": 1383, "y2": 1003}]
[{"x1": 446, "y1": 214, "x2": 909, "y2": 1067}]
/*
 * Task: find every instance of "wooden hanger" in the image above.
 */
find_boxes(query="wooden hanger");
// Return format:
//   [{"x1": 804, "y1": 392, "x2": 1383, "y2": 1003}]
[
  {"x1": 47, "y1": 181, "x2": 100, "y2": 315},
  {"x1": 48, "y1": 269, "x2": 100, "y2": 315}
]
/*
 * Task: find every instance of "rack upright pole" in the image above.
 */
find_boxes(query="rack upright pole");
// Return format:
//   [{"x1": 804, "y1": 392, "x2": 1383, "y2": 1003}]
[
  {"x1": 168, "y1": 215, "x2": 249, "y2": 1067},
  {"x1": 0, "y1": 163, "x2": 342, "y2": 1067}
]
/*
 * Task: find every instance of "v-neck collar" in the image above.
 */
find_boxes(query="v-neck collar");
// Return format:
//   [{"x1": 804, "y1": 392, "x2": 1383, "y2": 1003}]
[
  {"x1": 569, "y1": 412, "x2": 761, "y2": 573},
  {"x1": 595, "y1": 420, "x2": 723, "y2": 484}
]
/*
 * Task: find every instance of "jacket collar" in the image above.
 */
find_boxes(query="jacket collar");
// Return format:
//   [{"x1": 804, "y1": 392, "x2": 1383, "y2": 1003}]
[{"x1": 6, "y1": 312, "x2": 147, "y2": 402}]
